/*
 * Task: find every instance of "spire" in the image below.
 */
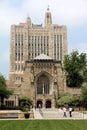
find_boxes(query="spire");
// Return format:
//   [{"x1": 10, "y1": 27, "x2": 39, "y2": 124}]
[
  {"x1": 26, "y1": 15, "x2": 31, "y2": 26},
  {"x1": 47, "y1": 5, "x2": 50, "y2": 11},
  {"x1": 44, "y1": 6, "x2": 52, "y2": 27}
]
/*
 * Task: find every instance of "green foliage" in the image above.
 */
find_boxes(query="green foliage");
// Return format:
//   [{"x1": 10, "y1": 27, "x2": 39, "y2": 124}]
[
  {"x1": 57, "y1": 93, "x2": 72, "y2": 106},
  {"x1": 81, "y1": 85, "x2": 87, "y2": 107},
  {"x1": 81, "y1": 86, "x2": 87, "y2": 100},
  {"x1": 63, "y1": 51, "x2": 87, "y2": 87},
  {"x1": 19, "y1": 96, "x2": 32, "y2": 111},
  {"x1": 0, "y1": 74, "x2": 6, "y2": 87},
  {"x1": 0, "y1": 74, "x2": 13, "y2": 105},
  {"x1": 83, "y1": 69, "x2": 87, "y2": 82},
  {"x1": 0, "y1": 86, "x2": 13, "y2": 99},
  {"x1": 71, "y1": 97, "x2": 81, "y2": 106},
  {"x1": 57, "y1": 95, "x2": 71, "y2": 106},
  {"x1": 57, "y1": 93, "x2": 82, "y2": 107}
]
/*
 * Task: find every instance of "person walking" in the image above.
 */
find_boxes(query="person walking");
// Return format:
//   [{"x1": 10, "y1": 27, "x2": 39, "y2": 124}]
[
  {"x1": 63, "y1": 107, "x2": 67, "y2": 117},
  {"x1": 69, "y1": 107, "x2": 72, "y2": 117}
]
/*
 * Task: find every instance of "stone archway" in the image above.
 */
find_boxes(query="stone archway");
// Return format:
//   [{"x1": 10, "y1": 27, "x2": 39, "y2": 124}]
[
  {"x1": 37, "y1": 74, "x2": 50, "y2": 95},
  {"x1": 37, "y1": 100, "x2": 43, "y2": 108},
  {"x1": 45, "y1": 100, "x2": 51, "y2": 108}
]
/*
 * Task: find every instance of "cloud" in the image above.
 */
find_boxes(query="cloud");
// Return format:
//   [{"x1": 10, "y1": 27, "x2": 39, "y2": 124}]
[
  {"x1": 21, "y1": 0, "x2": 87, "y2": 27},
  {"x1": 0, "y1": 0, "x2": 87, "y2": 78},
  {"x1": 69, "y1": 42, "x2": 87, "y2": 53},
  {"x1": 53, "y1": 0, "x2": 87, "y2": 26},
  {"x1": 0, "y1": 0, "x2": 87, "y2": 36}
]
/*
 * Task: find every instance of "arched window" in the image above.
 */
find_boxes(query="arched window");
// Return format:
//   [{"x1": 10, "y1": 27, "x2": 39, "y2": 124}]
[{"x1": 37, "y1": 75, "x2": 50, "y2": 95}]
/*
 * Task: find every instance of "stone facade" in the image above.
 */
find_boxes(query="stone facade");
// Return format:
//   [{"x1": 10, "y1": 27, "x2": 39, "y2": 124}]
[{"x1": 7, "y1": 9, "x2": 68, "y2": 108}]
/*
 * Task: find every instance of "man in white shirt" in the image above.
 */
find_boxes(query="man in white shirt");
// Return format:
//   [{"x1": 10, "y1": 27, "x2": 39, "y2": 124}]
[
  {"x1": 63, "y1": 107, "x2": 67, "y2": 117},
  {"x1": 69, "y1": 107, "x2": 72, "y2": 117}
]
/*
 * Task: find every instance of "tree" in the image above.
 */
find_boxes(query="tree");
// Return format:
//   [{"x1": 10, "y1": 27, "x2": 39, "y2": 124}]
[
  {"x1": 19, "y1": 96, "x2": 32, "y2": 111},
  {"x1": 57, "y1": 93, "x2": 82, "y2": 108},
  {"x1": 81, "y1": 86, "x2": 87, "y2": 107},
  {"x1": 56, "y1": 93, "x2": 72, "y2": 107},
  {"x1": 71, "y1": 97, "x2": 81, "y2": 107},
  {"x1": 0, "y1": 74, "x2": 13, "y2": 107},
  {"x1": 57, "y1": 95, "x2": 72, "y2": 107},
  {"x1": 63, "y1": 51, "x2": 87, "y2": 87}
]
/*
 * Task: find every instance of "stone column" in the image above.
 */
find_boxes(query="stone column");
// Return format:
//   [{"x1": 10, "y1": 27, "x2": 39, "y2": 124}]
[
  {"x1": 43, "y1": 98, "x2": 45, "y2": 108},
  {"x1": 14, "y1": 95, "x2": 19, "y2": 107},
  {"x1": 52, "y1": 98, "x2": 55, "y2": 108}
]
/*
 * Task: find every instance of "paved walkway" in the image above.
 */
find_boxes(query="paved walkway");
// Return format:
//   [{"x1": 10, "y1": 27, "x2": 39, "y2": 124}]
[
  {"x1": 33, "y1": 108, "x2": 87, "y2": 119},
  {"x1": 0, "y1": 109, "x2": 87, "y2": 119}
]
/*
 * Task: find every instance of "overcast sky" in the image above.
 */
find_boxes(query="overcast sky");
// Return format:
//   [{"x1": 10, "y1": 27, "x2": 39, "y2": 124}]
[{"x1": 0, "y1": 0, "x2": 87, "y2": 79}]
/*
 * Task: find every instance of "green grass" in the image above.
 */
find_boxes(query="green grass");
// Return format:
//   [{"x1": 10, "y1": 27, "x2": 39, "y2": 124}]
[{"x1": 0, "y1": 120, "x2": 87, "y2": 130}]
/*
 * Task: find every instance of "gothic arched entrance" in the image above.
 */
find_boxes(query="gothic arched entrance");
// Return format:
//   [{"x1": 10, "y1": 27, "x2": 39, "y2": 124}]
[
  {"x1": 45, "y1": 100, "x2": 51, "y2": 108},
  {"x1": 37, "y1": 100, "x2": 43, "y2": 108},
  {"x1": 37, "y1": 74, "x2": 50, "y2": 95}
]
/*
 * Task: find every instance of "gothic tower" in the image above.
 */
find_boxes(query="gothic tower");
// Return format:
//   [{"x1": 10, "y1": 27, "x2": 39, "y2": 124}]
[{"x1": 7, "y1": 10, "x2": 67, "y2": 108}]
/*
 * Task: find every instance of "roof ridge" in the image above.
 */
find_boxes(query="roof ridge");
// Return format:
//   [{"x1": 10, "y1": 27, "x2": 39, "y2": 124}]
[{"x1": 34, "y1": 53, "x2": 52, "y2": 60}]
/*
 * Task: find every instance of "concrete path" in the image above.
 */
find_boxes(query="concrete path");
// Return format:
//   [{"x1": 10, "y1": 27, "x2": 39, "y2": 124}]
[
  {"x1": 33, "y1": 108, "x2": 87, "y2": 119},
  {"x1": 0, "y1": 109, "x2": 87, "y2": 119}
]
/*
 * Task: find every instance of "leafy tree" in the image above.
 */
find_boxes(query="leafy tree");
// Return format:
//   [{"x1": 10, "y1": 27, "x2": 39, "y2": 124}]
[
  {"x1": 71, "y1": 97, "x2": 81, "y2": 107},
  {"x1": 0, "y1": 74, "x2": 13, "y2": 107},
  {"x1": 57, "y1": 95, "x2": 72, "y2": 106},
  {"x1": 56, "y1": 93, "x2": 72, "y2": 107},
  {"x1": 19, "y1": 96, "x2": 32, "y2": 111},
  {"x1": 63, "y1": 51, "x2": 87, "y2": 87},
  {"x1": 57, "y1": 93, "x2": 82, "y2": 108},
  {"x1": 81, "y1": 86, "x2": 87, "y2": 107}
]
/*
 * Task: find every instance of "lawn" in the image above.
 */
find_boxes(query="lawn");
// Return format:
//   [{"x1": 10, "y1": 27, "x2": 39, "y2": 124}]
[{"x1": 0, "y1": 120, "x2": 87, "y2": 130}]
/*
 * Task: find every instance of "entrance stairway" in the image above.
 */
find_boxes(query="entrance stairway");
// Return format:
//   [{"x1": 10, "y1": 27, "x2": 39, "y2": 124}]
[
  {"x1": 33, "y1": 108, "x2": 84, "y2": 119},
  {"x1": 33, "y1": 108, "x2": 43, "y2": 119}
]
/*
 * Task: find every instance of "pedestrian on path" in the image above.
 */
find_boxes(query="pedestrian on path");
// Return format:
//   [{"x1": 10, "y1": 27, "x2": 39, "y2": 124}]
[
  {"x1": 63, "y1": 107, "x2": 67, "y2": 117},
  {"x1": 69, "y1": 107, "x2": 72, "y2": 117}
]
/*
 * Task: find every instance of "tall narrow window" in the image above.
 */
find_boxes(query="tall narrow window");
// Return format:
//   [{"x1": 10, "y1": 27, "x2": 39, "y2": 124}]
[
  {"x1": 37, "y1": 75, "x2": 50, "y2": 95},
  {"x1": 21, "y1": 34, "x2": 23, "y2": 45},
  {"x1": 21, "y1": 53, "x2": 23, "y2": 61},
  {"x1": 18, "y1": 34, "x2": 20, "y2": 44},
  {"x1": 38, "y1": 36, "x2": 40, "y2": 54},
  {"x1": 44, "y1": 36, "x2": 46, "y2": 54},
  {"x1": 15, "y1": 34, "x2": 17, "y2": 44},
  {"x1": 15, "y1": 64, "x2": 17, "y2": 71},
  {"x1": 21, "y1": 64, "x2": 23, "y2": 71},
  {"x1": 47, "y1": 36, "x2": 49, "y2": 55},
  {"x1": 60, "y1": 35, "x2": 62, "y2": 61},
  {"x1": 18, "y1": 53, "x2": 20, "y2": 61},
  {"x1": 18, "y1": 64, "x2": 20, "y2": 71},
  {"x1": 54, "y1": 35, "x2": 56, "y2": 59},
  {"x1": 15, "y1": 34, "x2": 18, "y2": 61},
  {"x1": 57, "y1": 35, "x2": 59, "y2": 60},
  {"x1": 41, "y1": 36, "x2": 43, "y2": 53}
]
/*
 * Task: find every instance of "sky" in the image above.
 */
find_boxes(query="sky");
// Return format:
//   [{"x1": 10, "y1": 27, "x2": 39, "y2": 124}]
[{"x1": 0, "y1": 0, "x2": 87, "y2": 79}]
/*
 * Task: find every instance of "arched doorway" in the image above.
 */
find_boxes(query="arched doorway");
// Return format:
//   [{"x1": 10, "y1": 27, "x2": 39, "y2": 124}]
[
  {"x1": 37, "y1": 74, "x2": 50, "y2": 95},
  {"x1": 37, "y1": 100, "x2": 43, "y2": 108},
  {"x1": 46, "y1": 100, "x2": 51, "y2": 108}
]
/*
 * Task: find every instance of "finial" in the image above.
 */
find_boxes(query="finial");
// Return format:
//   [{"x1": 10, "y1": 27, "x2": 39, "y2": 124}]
[
  {"x1": 47, "y1": 5, "x2": 50, "y2": 11},
  {"x1": 27, "y1": 13, "x2": 30, "y2": 18}
]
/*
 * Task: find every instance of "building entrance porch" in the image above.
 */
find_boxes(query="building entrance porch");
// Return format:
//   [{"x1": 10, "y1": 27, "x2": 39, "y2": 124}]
[{"x1": 36, "y1": 99, "x2": 52, "y2": 108}]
